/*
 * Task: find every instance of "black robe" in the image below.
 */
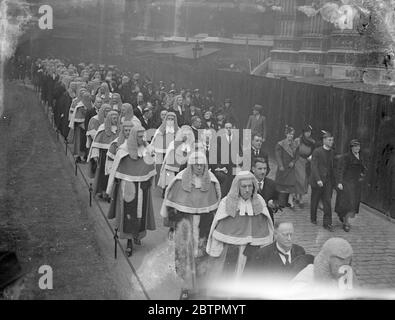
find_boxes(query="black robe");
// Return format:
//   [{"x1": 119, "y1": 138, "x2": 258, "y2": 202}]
[
  {"x1": 335, "y1": 152, "x2": 366, "y2": 217},
  {"x1": 58, "y1": 92, "x2": 72, "y2": 139}
]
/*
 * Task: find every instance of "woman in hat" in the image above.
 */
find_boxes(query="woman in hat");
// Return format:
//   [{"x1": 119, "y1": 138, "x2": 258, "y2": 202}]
[
  {"x1": 274, "y1": 125, "x2": 298, "y2": 208},
  {"x1": 246, "y1": 104, "x2": 266, "y2": 141},
  {"x1": 294, "y1": 125, "x2": 316, "y2": 208},
  {"x1": 335, "y1": 139, "x2": 367, "y2": 232}
]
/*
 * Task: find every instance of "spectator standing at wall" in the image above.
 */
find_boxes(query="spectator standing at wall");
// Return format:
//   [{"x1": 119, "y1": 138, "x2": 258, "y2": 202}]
[
  {"x1": 274, "y1": 126, "x2": 298, "y2": 208},
  {"x1": 294, "y1": 125, "x2": 316, "y2": 208},
  {"x1": 310, "y1": 131, "x2": 336, "y2": 232},
  {"x1": 246, "y1": 104, "x2": 266, "y2": 142},
  {"x1": 335, "y1": 139, "x2": 367, "y2": 232}
]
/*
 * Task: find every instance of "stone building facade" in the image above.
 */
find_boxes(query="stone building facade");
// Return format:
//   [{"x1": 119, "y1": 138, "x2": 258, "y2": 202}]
[{"x1": 269, "y1": 0, "x2": 388, "y2": 81}]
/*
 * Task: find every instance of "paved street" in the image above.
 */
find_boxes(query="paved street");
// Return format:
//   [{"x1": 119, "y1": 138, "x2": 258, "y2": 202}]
[
  {"x1": 2, "y1": 81, "x2": 394, "y2": 300},
  {"x1": 71, "y1": 111, "x2": 395, "y2": 293}
]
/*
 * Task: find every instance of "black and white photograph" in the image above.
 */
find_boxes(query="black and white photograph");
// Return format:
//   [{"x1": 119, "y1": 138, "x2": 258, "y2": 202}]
[{"x1": 1, "y1": 0, "x2": 395, "y2": 304}]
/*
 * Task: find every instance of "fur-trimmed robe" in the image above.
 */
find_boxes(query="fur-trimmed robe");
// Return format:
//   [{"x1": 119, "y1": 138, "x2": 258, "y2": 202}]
[
  {"x1": 160, "y1": 168, "x2": 221, "y2": 286},
  {"x1": 106, "y1": 143, "x2": 157, "y2": 240}
]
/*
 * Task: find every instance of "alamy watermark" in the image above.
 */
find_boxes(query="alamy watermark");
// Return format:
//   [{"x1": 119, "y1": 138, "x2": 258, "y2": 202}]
[
  {"x1": 338, "y1": 265, "x2": 353, "y2": 290},
  {"x1": 38, "y1": 5, "x2": 53, "y2": 30},
  {"x1": 38, "y1": 265, "x2": 53, "y2": 290}
]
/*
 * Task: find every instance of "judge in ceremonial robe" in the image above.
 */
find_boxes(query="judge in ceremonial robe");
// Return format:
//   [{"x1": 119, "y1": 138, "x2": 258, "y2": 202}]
[
  {"x1": 206, "y1": 171, "x2": 274, "y2": 283},
  {"x1": 87, "y1": 111, "x2": 119, "y2": 199},
  {"x1": 68, "y1": 91, "x2": 90, "y2": 161},
  {"x1": 105, "y1": 121, "x2": 135, "y2": 178},
  {"x1": 106, "y1": 125, "x2": 157, "y2": 257},
  {"x1": 151, "y1": 112, "x2": 179, "y2": 183},
  {"x1": 160, "y1": 151, "x2": 221, "y2": 299},
  {"x1": 86, "y1": 103, "x2": 112, "y2": 151}
]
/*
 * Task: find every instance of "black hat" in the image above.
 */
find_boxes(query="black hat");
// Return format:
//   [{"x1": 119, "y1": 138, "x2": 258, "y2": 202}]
[
  {"x1": 143, "y1": 106, "x2": 151, "y2": 113},
  {"x1": 321, "y1": 130, "x2": 333, "y2": 139},
  {"x1": 303, "y1": 125, "x2": 313, "y2": 133},
  {"x1": 284, "y1": 125, "x2": 295, "y2": 134},
  {"x1": 349, "y1": 139, "x2": 360, "y2": 147},
  {"x1": 0, "y1": 251, "x2": 26, "y2": 291}
]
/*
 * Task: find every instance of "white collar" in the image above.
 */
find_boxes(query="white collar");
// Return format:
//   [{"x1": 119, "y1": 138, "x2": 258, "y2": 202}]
[
  {"x1": 165, "y1": 126, "x2": 175, "y2": 133},
  {"x1": 323, "y1": 145, "x2": 331, "y2": 151},
  {"x1": 276, "y1": 242, "x2": 291, "y2": 255},
  {"x1": 238, "y1": 198, "x2": 254, "y2": 216},
  {"x1": 111, "y1": 125, "x2": 117, "y2": 134},
  {"x1": 192, "y1": 175, "x2": 202, "y2": 188},
  {"x1": 137, "y1": 145, "x2": 146, "y2": 157}
]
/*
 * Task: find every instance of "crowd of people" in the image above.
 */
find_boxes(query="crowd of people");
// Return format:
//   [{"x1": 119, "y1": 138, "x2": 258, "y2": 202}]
[{"x1": 1, "y1": 56, "x2": 365, "y2": 299}]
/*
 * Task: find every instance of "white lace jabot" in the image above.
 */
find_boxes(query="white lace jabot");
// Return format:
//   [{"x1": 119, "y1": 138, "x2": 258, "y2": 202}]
[
  {"x1": 166, "y1": 126, "x2": 175, "y2": 134},
  {"x1": 238, "y1": 198, "x2": 254, "y2": 216},
  {"x1": 192, "y1": 176, "x2": 202, "y2": 189}
]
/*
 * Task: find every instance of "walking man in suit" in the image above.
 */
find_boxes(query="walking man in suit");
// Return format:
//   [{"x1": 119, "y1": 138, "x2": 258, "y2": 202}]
[
  {"x1": 251, "y1": 157, "x2": 279, "y2": 222},
  {"x1": 310, "y1": 131, "x2": 336, "y2": 232},
  {"x1": 243, "y1": 221, "x2": 310, "y2": 280},
  {"x1": 133, "y1": 92, "x2": 144, "y2": 119},
  {"x1": 140, "y1": 107, "x2": 153, "y2": 131},
  {"x1": 214, "y1": 121, "x2": 242, "y2": 197},
  {"x1": 251, "y1": 133, "x2": 269, "y2": 167}
]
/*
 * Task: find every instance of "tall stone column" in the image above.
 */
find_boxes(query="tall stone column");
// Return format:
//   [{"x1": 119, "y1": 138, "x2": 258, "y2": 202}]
[
  {"x1": 325, "y1": 26, "x2": 363, "y2": 80},
  {"x1": 270, "y1": 0, "x2": 305, "y2": 76},
  {"x1": 298, "y1": 9, "x2": 328, "y2": 77}
]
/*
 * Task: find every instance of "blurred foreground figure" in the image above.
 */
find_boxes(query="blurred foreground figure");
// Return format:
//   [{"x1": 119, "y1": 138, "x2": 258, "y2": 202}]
[
  {"x1": 290, "y1": 238, "x2": 355, "y2": 294},
  {"x1": 106, "y1": 126, "x2": 156, "y2": 257},
  {"x1": 0, "y1": 252, "x2": 26, "y2": 300},
  {"x1": 206, "y1": 171, "x2": 274, "y2": 281},
  {"x1": 160, "y1": 152, "x2": 221, "y2": 300}
]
